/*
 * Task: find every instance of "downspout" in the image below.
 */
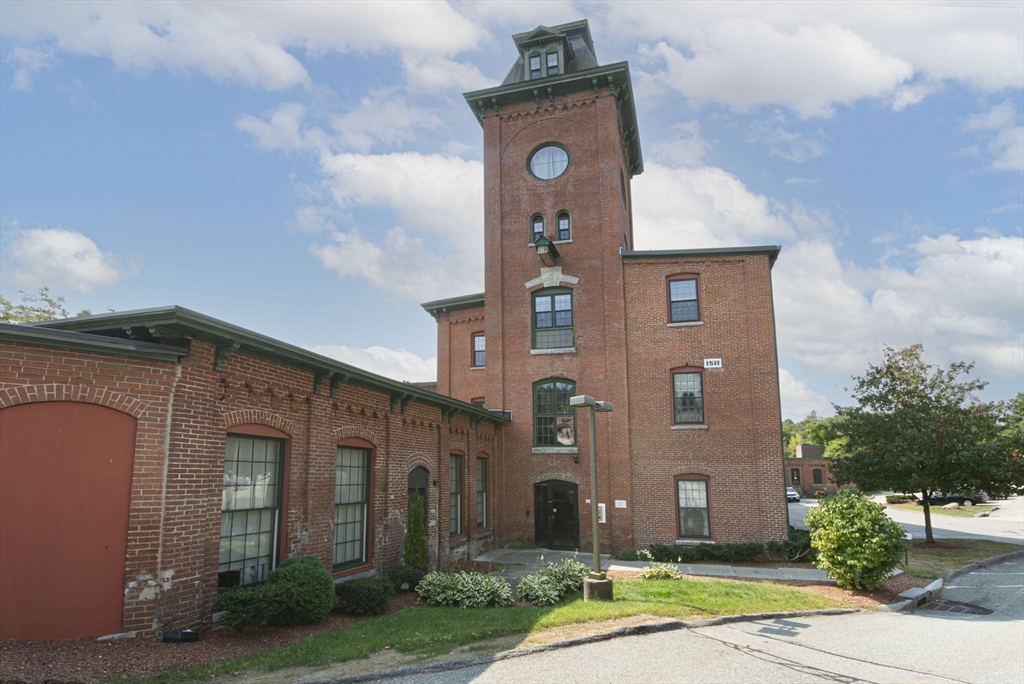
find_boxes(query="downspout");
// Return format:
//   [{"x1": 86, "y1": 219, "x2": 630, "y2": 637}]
[{"x1": 154, "y1": 359, "x2": 183, "y2": 632}]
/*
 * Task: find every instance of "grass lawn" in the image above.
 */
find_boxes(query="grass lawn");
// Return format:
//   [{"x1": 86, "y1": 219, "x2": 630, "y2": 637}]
[
  {"x1": 888, "y1": 503, "x2": 997, "y2": 518},
  {"x1": 901, "y1": 538, "x2": 1022, "y2": 580},
  {"x1": 133, "y1": 578, "x2": 845, "y2": 683}
]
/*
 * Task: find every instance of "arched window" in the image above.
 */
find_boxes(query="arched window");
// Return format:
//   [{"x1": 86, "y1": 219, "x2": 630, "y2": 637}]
[
  {"x1": 533, "y1": 378, "x2": 576, "y2": 446},
  {"x1": 556, "y1": 212, "x2": 571, "y2": 241},
  {"x1": 531, "y1": 215, "x2": 545, "y2": 243},
  {"x1": 532, "y1": 287, "x2": 573, "y2": 349}
]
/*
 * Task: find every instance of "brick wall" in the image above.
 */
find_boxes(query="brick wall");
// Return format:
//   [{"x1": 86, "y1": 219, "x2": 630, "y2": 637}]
[
  {"x1": 785, "y1": 457, "x2": 840, "y2": 494},
  {"x1": 0, "y1": 336, "x2": 501, "y2": 637}
]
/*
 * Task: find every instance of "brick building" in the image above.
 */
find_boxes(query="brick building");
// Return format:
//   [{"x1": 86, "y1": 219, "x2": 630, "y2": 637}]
[
  {"x1": 786, "y1": 444, "x2": 841, "y2": 495},
  {"x1": 424, "y1": 20, "x2": 788, "y2": 552},
  {"x1": 0, "y1": 310, "x2": 504, "y2": 641}
]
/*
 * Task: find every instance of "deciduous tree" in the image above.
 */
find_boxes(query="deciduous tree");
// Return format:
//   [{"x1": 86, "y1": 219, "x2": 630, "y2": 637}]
[{"x1": 831, "y1": 345, "x2": 1022, "y2": 543}]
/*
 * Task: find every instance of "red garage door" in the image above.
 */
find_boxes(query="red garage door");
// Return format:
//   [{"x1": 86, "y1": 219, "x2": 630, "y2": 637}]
[{"x1": 0, "y1": 402, "x2": 136, "y2": 641}]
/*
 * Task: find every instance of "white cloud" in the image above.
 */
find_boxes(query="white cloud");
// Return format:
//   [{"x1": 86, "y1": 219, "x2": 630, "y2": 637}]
[
  {"x1": 4, "y1": 45, "x2": 54, "y2": 90},
  {"x1": 655, "y1": 120, "x2": 713, "y2": 167},
  {"x1": 636, "y1": 19, "x2": 912, "y2": 118},
  {"x1": 401, "y1": 55, "x2": 497, "y2": 92},
  {"x1": 6, "y1": 226, "x2": 134, "y2": 292},
  {"x1": 235, "y1": 103, "x2": 328, "y2": 151},
  {"x1": 748, "y1": 113, "x2": 830, "y2": 162},
  {"x1": 0, "y1": 1, "x2": 485, "y2": 90},
  {"x1": 632, "y1": 162, "x2": 797, "y2": 249},
  {"x1": 309, "y1": 343, "x2": 435, "y2": 383},
  {"x1": 290, "y1": 205, "x2": 339, "y2": 233},
  {"x1": 600, "y1": 2, "x2": 1022, "y2": 114},
  {"x1": 329, "y1": 89, "x2": 443, "y2": 153},
  {"x1": 963, "y1": 100, "x2": 1023, "y2": 172},
  {"x1": 779, "y1": 368, "x2": 830, "y2": 419}
]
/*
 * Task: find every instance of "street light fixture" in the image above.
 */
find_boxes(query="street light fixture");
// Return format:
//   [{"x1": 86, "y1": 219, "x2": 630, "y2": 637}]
[{"x1": 569, "y1": 394, "x2": 613, "y2": 601}]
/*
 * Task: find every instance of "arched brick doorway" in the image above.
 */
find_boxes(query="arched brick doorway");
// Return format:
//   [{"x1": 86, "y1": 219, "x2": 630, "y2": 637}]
[{"x1": 0, "y1": 402, "x2": 137, "y2": 641}]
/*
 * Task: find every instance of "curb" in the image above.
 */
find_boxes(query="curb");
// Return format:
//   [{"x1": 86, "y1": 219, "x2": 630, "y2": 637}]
[
  {"x1": 876, "y1": 549, "x2": 1024, "y2": 612},
  {"x1": 301, "y1": 608, "x2": 859, "y2": 684}
]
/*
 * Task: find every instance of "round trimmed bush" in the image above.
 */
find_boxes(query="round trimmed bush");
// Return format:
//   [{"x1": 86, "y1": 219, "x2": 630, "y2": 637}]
[
  {"x1": 213, "y1": 555, "x2": 335, "y2": 629},
  {"x1": 805, "y1": 489, "x2": 908, "y2": 590},
  {"x1": 336, "y1": 577, "x2": 394, "y2": 615}
]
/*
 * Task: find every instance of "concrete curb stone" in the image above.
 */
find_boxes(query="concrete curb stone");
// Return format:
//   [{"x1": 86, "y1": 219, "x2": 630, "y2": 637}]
[
  {"x1": 876, "y1": 549, "x2": 1024, "y2": 612},
  {"x1": 300, "y1": 608, "x2": 860, "y2": 684}
]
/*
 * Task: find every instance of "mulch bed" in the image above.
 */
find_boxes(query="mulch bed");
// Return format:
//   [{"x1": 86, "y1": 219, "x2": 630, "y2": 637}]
[{"x1": 1, "y1": 567, "x2": 927, "y2": 684}]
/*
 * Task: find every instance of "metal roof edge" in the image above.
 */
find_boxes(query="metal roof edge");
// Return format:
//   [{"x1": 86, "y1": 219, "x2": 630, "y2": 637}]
[
  {"x1": 34, "y1": 306, "x2": 508, "y2": 426},
  {"x1": 1, "y1": 323, "x2": 189, "y2": 362},
  {"x1": 421, "y1": 292, "x2": 486, "y2": 316},
  {"x1": 621, "y1": 245, "x2": 782, "y2": 267}
]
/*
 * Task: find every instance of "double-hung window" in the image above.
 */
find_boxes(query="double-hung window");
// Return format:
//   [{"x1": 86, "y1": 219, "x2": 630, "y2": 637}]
[
  {"x1": 472, "y1": 333, "x2": 486, "y2": 367},
  {"x1": 533, "y1": 288, "x2": 573, "y2": 349},
  {"x1": 546, "y1": 52, "x2": 558, "y2": 75},
  {"x1": 476, "y1": 457, "x2": 487, "y2": 529},
  {"x1": 677, "y1": 477, "x2": 710, "y2": 538},
  {"x1": 334, "y1": 447, "x2": 370, "y2": 570},
  {"x1": 673, "y1": 371, "x2": 704, "y2": 424},
  {"x1": 450, "y1": 455, "x2": 463, "y2": 536},
  {"x1": 529, "y1": 55, "x2": 542, "y2": 79},
  {"x1": 669, "y1": 277, "x2": 699, "y2": 323},
  {"x1": 219, "y1": 435, "x2": 283, "y2": 589},
  {"x1": 556, "y1": 212, "x2": 571, "y2": 240},
  {"x1": 531, "y1": 215, "x2": 544, "y2": 242},
  {"x1": 813, "y1": 468, "x2": 823, "y2": 485},
  {"x1": 534, "y1": 379, "x2": 576, "y2": 446}
]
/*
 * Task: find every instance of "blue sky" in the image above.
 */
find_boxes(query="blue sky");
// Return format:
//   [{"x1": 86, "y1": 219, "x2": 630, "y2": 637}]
[{"x1": 1, "y1": 1, "x2": 1021, "y2": 419}]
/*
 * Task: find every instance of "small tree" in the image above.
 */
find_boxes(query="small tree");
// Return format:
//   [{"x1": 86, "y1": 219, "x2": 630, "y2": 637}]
[
  {"x1": 805, "y1": 490, "x2": 907, "y2": 590},
  {"x1": 404, "y1": 493, "x2": 429, "y2": 570},
  {"x1": 831, "y1": 345, "x2": 1022, "y2": 542},
  {"x1": 0, "y1": 287, "x2": 90, "y2": 323}
]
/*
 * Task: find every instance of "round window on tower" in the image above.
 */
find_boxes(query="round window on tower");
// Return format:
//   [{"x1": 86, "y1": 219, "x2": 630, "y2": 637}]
[{"x1": 529, "y1": 144, "x2": 569, "y2": 180}]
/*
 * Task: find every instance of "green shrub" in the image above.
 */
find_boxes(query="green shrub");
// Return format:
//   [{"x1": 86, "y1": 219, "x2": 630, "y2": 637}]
[
  {"x1": 405, "y1": 494, "x2": 429, "y2": 570},
  {"x1": 805, "y1": 489, "x2": 908, "y2": 590},
  {"x1": 516, "y1": 558, "x2": 589, "y2": 606},
  {"x1": 336, "y1": 578, "x2": 394, "y2": 616},
  {"x1": 212, "y1": 555, "x2": 335, "y2": 629},
  {"x1": 387, "y1": 566, "x2": 420, "y2": 591},
  {"x1": 647, "y1": 542, "x2": 765, "y2": 564},
  {"x1": 634, "y1": 549, "x2": 685, "y2": 580},
  {"x1": 415, "y1": 572, "x2": 512, "y2": 608},
  {"x1": 886, "y1": 494, "x2": 915, "y2": 504},
  {"x1": 767, "y1": 526, "x2": 813, "y2": 561}
]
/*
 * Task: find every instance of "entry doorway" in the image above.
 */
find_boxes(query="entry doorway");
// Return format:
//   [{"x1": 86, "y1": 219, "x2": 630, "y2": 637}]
[{"x1": 534, "y1": 480, "x2": 579, "y2": 550}]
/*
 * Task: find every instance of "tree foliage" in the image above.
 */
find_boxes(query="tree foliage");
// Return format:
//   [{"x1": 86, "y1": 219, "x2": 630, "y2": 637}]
[
  {"x1": 0, "y1": 287, "x2": 90, "y2": 323},
  {"x1": 782, "y1": 411, "x2": 847, "y2": 458},
  {"x1": 404, "y1": 493, "x2": 429, "y2": 570},
  {"x1": 830, "y1": 345, "x2": 1023, "y2": 542}
]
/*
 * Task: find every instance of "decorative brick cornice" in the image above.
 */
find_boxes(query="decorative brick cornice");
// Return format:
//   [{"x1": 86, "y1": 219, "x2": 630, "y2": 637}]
[
  {"x1": 530, "y1": 468, "x2": 582, "y2": 485},
  {"x1": 222, "y1": 409, "x2": 296, "y2": 436},
  {"x1": 0, "y1": 384, "x2": 149, "y2": 418},
  {"x1": 333, "y1": 425, "x2": 380, "y2": 446}
]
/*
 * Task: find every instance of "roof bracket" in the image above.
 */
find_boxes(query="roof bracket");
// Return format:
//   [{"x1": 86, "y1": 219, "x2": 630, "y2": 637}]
[
  {"x1": 533, "y1": 88, "x2": 541, "y2": 109},
  {"x1": 122, "y1": 326, "x2": 139, "y2": 340},
  {"x1": 607, "y1": 75, "x2": 617, "y2": 99},
  {"x1": 330, "y1": 373, "x2": 349, "y2": 398},
  {"x1": 491, "y1": 97, "x2": 499, "y2": 116},
  {"x1": 547, "y1": 86, "x2": 555, "y2": 106},
  {"x1": 213, "y1": 342, "x2": 240, "y2": 372},
  {"x1": 442, "y1": 406, "x2": 461, "y2": 423},
  {"x1": 470, "y1": 415, "x2": 482, "y2": 430},
  {"x1": 313, "y1": 371, "x2": 332, "y2": 395},
  {"x1": 592, "y1": 78, "x2": 600, "y2": 98},
  {"x1": 477, "y1": 99, "x2": 486, "y2": 120},
  {"x1": 390, "y1": 392, "x2": 415, "y2": 414}
]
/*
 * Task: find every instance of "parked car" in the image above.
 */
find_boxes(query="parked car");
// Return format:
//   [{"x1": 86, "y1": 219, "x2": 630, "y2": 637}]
[
  {"x1": 916, "y1": 491, "x2": 989, "y2": 507},
  {"x1": 786, "y1": 487, "x2": 801, "y2": 503}
]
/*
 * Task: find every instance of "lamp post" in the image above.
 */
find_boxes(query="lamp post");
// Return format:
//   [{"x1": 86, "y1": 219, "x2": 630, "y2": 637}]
[{"x1": 569, "y1": 394, "x2": 614, "y2": 601}]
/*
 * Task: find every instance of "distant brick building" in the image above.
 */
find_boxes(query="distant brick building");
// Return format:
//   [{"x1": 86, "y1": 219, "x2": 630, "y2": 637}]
[
  {"x1": 425, "y1": 20, "x2": 787, "y2": 553},
  {"x1": 785, "y1": 444, "x2": 841, "y2": 494}
]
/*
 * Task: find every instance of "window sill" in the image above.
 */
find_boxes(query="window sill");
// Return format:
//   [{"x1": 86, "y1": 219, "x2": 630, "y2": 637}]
[
  {"x1": 668, "y1": 321, "x2": 703, "y2": 328},
  {"x1": 470, "y1": 366, "x2": 485, "y2": 371},
  {"x1": 675, "y1": 539, "x2": 713, "y2": 546},
  {"x1": 449, "y1": 536, "x2": 467, "y2": 549},
  {"x1": 476, "y1": 529, "x2": 493, "y2": 539},
  {"x1": 332, "y1": 564, "x2": 374, "y2": 580},
  {"x1": 671, "y1": 424, "x2": 708, "y2": 430},
  {"x1": 552, "y1": 239, "x2": 572, "y2": 245},
  {"x1": 532, "y1": 446, "x2": 578, "y2": 454},
  {"x1": 531, "y1": 347, "x2": 576, "y2": 355}
]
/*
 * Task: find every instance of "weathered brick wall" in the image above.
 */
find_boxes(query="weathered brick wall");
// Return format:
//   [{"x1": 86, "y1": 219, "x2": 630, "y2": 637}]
[
  {"x1": 785, "y1": 457, "x2": 840, "y2": 494},
  {"x1": 436, "y1": 305, "x2": 486, "y2": 405},
  {"x1": 1, "y1": 337, "x2": 501, "y2": 636},
  {"x1": 0, "y1": 341, "x2": 178, "y2": 635},
  {"x1": 479, "y1": 86, "x2": 637, "y2": 553},
  {"x1": 623, "y1": 255, "x2": 789, "y2": 546}
]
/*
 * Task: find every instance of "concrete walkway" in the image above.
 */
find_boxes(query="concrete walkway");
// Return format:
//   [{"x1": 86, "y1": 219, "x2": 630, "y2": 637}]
[{"x1": 474, "y1": 548, "x2": 834, "y2": 587}]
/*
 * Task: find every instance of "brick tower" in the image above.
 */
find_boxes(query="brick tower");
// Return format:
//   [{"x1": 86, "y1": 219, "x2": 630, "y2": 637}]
[{"x1": 424, "y1": 20, "x2": 788, "y2": 554}]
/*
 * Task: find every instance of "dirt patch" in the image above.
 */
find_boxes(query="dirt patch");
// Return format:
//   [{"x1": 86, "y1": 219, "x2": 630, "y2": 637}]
[{"x1": 0, "y1": 592, "x2": 420, "y2": 684}]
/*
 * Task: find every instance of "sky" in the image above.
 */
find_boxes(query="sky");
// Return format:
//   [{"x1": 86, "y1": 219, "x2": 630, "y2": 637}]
[{"x1": 1, "y1": 1, "x2": 1021, "y2": 420}]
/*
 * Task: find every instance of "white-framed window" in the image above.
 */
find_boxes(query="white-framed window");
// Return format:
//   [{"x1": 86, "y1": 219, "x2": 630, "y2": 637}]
[
  {"x1": 676, "y1": 477, "x2": 710, "y2": 538},
  {"x1": 673, "y1": 371, "x2": 704, "y2": 424}
]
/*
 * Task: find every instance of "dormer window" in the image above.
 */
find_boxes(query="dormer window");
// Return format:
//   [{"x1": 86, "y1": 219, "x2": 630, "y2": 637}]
[
  {"x1": 530, "y1": 55, "x2": 542, "y2": 79},
  {"x1": 546, "y1": 52, "x2": 559, "y2": 75}
]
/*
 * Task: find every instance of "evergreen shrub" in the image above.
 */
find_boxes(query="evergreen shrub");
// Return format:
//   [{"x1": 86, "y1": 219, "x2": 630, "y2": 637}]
[
  {"x1": 336, "y1": 578, "x2": 394, "y2": 615},
  {"x1": 405, "y1": 494, "x2": 429, "y2": 570},
  {"x1": 212, "y1": 555, "x2": 334, "y2": 629}
]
